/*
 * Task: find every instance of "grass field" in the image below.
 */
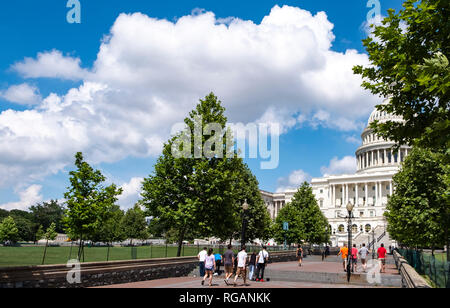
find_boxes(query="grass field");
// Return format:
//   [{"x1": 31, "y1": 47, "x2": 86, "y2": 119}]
[{"x1": 0, "y1": 245, "x2": 202, "y2": 267}]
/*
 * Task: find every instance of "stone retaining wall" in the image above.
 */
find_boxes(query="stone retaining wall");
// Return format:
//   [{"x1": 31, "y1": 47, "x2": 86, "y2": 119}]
[
  {"x1": 0, "y1": 251, "x2": 296, "y2": 288},
  {"x1": 393, "y1": 251, "x2": 432, "y2": 288}
]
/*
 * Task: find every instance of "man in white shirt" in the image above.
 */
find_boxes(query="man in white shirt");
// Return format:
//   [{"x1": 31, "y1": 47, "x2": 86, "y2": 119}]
[
  {"x1": 197, "y1": 247, "x2": 208, "y2": 277},
  {"x1": 255, "y1": 246, "x2": 269, "y2": 282},
  {"x1": 234, "y1": 246, "x2": 248, "y2": 286},
  {"x1": 359, "y1": 243, "x2": 369, "y2": 273}
]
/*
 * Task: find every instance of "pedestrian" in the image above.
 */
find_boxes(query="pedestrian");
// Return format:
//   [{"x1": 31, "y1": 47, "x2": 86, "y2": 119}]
[
  {"x1": 337, "y1": 243, "x2": 348, "y2": 272},
  {"x1": 234, "y1": 246, "x2": 248, "y2": 287},
  {"x1": 351, "y1": 244, "x2": 358, "y2": 273},
  {"x1": 197, "y1": 247, "x2": 207, "y2": 278},
  {"x1": 358, "y1": 243, "x2": 369, "y2": 272},
  {"x1": 223, "y1": 244, "x2": 235, "y2": 285},
  {"x1": 255, "y1": 246, "x2": 269, "y2": 282},
  {"x1": 377, "y1": 243, "x2": 387, "y2": 273},
  {"x1": 248, "y1": 252, "x2": 257, "y2": 281},
  {"x1": 214, "y1": 252, "x2": 222, "y2": 276},
  {"x1": 325, "y1": 245, "x2": 330, "y2": 259},
  {"x1": 201, "y1": 248, "x2": 216, "y2": 287},
  {"x1": 297, "y1": 245, "x2": 303, "y2": 267}
]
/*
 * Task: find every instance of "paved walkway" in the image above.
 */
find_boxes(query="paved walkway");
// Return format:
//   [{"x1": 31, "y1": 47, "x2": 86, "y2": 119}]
[
  {"x1": 95, "y1": 256, "x2": 400, "y2": 289},
  {"x1": 95, "y1": 277, "x2": 381, "y2": 288}
]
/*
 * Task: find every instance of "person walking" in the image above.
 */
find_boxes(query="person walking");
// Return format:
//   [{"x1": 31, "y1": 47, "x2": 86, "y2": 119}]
[
  {"x1": 297, "y1": 245, "x2": 304, "y2": 267},
  {"x1": 197, "y1": 247, "x2": 207, "y2": 278},
  {"x1": 255, "y1": 246, "x2": 269, "y2": 282},
  {"x1": 377, "y1": 243, "x2": 387, "y2": 273},
  {"x1": 248, "y1": 251, "x2": 257, "y2": 281},
  {"x1": 337, "y1": 243, "x2": 348, "y2": 272},
  {"x1": 223, "y1": 244, "x2": 235, "y2": 285},
  {"x1": 359, "y1": 243, "x2": 369, "y2": 272},
  {"x1": 351, "y1": 244, "x2": 358, "y2": 273},
  {"x1": 214, "y1": 252, "x2": 222, "y2": 276},
  {"x1": 201, "y1": 248, "x2": 216, "y2": 287},
  {"x1": 325, "y1": 245, "x2": 330, "y2": 259},
  {"x1": 234, "y1": 246, "x2": 248, "y2": 287}
]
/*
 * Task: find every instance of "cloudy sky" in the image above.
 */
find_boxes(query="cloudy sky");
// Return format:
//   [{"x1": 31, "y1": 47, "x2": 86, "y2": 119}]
[{"x1": 0, "y1": 0, "x2": 404, "y2": 211}]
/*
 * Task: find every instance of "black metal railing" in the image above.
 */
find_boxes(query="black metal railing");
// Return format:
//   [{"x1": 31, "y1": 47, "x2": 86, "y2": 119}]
[{"x1": 399, "y1": 249, "x2": 449, "y2": 288}]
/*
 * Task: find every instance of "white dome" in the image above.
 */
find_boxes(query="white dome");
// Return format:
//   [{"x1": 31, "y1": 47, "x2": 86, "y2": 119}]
[{"x1": 368, "y1": 99, "x2": 404, "y2": 126}]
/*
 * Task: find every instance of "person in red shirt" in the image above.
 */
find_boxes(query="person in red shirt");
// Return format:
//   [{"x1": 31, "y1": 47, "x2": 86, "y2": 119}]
[
  {"x1": 351, "y1": 244, "x2": 358, "y2": 273},
  {"x1": 377, "y1": 243, "x2": 387, "y2": 273}
]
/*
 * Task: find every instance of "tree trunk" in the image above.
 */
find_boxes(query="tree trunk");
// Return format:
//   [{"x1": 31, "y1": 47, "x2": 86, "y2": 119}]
[
  {"x1": 77, "y1": 233, "x2": 83, "y2": 261},
  {"x1": 42, "y1": 239, "x2": 49, "y2": 265},
  {"x1": 176, "y1": 227, "x2": 186, "y2": 257}
]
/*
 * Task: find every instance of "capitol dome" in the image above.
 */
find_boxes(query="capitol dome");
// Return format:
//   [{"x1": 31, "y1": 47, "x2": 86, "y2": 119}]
[
  {"x1": 367, "y1": 98, "x2": 404, "y2": 126},
  {"x1": 356, "y1": 98, "x2": 411, "y2": 174}
]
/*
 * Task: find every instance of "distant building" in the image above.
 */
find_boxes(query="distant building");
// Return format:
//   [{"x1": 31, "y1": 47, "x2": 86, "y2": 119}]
[{"x1": 261, "y1": 98, "x2": 410, "y2": 247}]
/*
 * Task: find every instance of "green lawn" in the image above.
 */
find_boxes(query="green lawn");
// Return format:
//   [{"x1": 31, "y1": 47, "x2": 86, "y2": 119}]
[{"x1": 0, "y1": 245, "x2": 202, "y2": 267}]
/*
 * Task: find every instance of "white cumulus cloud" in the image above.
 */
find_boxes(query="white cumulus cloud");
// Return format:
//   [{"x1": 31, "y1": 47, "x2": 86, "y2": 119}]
[
  {"x1": 117, "y1": 177, "x2": 144, "y2": 210},
  {"x1": 277, "y1": 169, "x2": 311, "y2": 192},
  {"x1": 0, "y1": 83, "x2": 41, "y2": 105},
  {"x1": 0, "y1": 185, "x2": 43, "y2": 211},
  {"x1": 0, "y1": 5, "x2": 378, "y2": 190},
  {"x1": 320, "y1": 156, "x2": 357, "y2": 177}
]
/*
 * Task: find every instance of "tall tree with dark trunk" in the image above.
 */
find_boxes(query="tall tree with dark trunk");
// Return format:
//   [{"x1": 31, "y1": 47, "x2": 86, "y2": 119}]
[{"x1": 63, "y1": 152, "x2": 123, "y2": 261}]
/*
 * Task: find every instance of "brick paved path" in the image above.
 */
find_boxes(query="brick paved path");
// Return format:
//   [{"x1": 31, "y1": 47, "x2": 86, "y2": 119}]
[{"x1": 95, "y1": 256, "x2": 400, "y2": 288}]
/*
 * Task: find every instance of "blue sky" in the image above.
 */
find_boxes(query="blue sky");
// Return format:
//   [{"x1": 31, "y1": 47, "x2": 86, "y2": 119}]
[{"x1": 0, "y1": 0, "x2": 405, "y2": 210}]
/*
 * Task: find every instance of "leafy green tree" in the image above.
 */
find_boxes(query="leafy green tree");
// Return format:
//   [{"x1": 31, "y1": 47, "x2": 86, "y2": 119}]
[
  {"x1": 41, "y1": 222, "x2": 58, "y2": 265},
  {"x1": 142, "y1": 93, "x2": 270, "y2": 256},
  {"x1": 385, "y1": 148, "x2": 449, "y2": 254},
  {"x1": 273, "y1": 183, "x2": 329, "y2": 246},
  {"x1": 35, "y1": 225, "x2": 45, "y2": 242},
  {"x1": 11, "y1": 215, "x2": 35, "y2": 242},
  {"x1": 0, "y1": 216, "x2": 20, "y2": 245},
  {"x1": 63, "y1": 152, "x2": 123, "y2": 260},
  {"x1": 353, "y1": 0, "x2": 450, "y2": 152},
  {"x1": 29, "y1": 200, "x2": 65, "y2": 234},
  {"x1": 121, "y1": 204, "x2": 149, "y2": 246},
  {"x1": 273, "y1": 205, "x2": 304, "y2": 246}
]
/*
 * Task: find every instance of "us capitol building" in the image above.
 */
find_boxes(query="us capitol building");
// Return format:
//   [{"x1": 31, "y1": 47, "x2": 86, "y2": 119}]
[{"x1": 261, "y1": 99, "x2": 411, "y2": 247}]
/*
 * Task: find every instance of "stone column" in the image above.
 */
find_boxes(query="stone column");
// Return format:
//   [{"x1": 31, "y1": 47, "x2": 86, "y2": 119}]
[
  {"x1": 384, "y1": 149, "x2": 387, "y2": 165},
  {"x1": 355, "y1": 183, "x2": 359, "y2": 207},
  {"x1": 365, "y1": 183, "x2": 368, "y2": 206},
  {"x1": 375, "y1": 182, "x2": 378, "y2": 206},
  {"x1": 390, "y1": 181, "x2": 393, "y2": 196}
]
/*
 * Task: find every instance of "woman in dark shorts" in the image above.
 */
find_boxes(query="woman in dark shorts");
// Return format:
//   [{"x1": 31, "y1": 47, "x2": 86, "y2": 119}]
[{"x1": 297, "y1": 245, "x2": 303, "y2": 267}]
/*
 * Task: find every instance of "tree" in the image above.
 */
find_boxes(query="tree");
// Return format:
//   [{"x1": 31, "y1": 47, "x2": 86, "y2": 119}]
[
  {"x1": 30, "y1": 200, "x2": 65, "y2": 234},
  {"x1": 41, "y1": 222, "x2": 58, "y2": 265},
  {"x1": 63, "y1": 152, "x2": 123, "y2": 260},
  {"x1": 141, "y1": 93, "x2": 270, "y2": 256},
  {"x1": 353, "y1": 0, "x2": 450, "y2": 152},
  {"x1": 36, "y1": 225, "x2": 45, "y2": 243},
  {"x1": 121, "y1": 204, "x2": 149, "y2": 246},
  {"x1": 293, "y1": 183, "x2": 330, "y2": 245},
  {"x1": 385, "y1": 148, "x2": 449, "y2": 254},
  {"x1": 273, "y1": 183, "x2": 330, "y2": 246},
  {"x1": 0, "y1": 216, "x2": 20, "y2": 245},
  {"x1": 273, "y1": 205, "x2": 304, "y2": 246}
]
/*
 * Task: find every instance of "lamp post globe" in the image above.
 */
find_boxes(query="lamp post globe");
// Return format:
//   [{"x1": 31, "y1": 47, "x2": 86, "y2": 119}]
[
  {"x1": 241, "y1": 200, "x2": 249, "y2": 249},
  {"x1": 346, "y1": 202, "x2": 354, "y2": 282}
]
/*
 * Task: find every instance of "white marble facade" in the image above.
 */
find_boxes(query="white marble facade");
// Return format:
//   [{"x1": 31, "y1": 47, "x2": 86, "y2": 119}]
[{"x1": 261, "y1": 99, "x2": 410, "y2": 246}]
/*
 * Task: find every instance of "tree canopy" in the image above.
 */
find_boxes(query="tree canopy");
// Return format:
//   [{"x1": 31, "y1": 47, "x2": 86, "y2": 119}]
[
  {"x1": 385, "y1": 148, "x2": 449, "y2": 249},
  {"x1": 353, "y1": 0, "x2": 450, "y2": 152}
]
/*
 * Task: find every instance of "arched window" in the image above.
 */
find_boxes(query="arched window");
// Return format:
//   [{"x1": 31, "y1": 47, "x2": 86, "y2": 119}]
[
  {"x1": 365, "y1": 224, "x2": 372, "y2": 233},
  {"x1": 352, "y1": 224, "x2": 358, "y2": 233},
  {"x1": 338, "y1": 225, "x2": 345, "y2": 233}
]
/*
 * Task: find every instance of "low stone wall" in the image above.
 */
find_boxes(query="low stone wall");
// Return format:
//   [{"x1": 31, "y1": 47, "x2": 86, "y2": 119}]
[
  {"x1": 0, "y1": 257, "x2": 198, "y2": 288},
  {"x1": 0, "y1": 251, "x2": 296, "y2": 288},
  {"x1": 393, "y1": 251, "x2": 432, "y2": 288}
]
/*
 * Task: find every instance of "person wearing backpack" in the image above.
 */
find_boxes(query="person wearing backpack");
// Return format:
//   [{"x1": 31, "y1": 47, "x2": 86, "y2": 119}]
[{"x1": 255, "y1": 246, "x2": 269, "y2": 282}]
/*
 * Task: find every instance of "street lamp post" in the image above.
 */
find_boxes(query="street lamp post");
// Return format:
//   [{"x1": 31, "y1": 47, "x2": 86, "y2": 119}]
[
  {"x1": 241, "y1": 200, "x2": 249, "y2": 249},
  {"x1": 372, "y1": 229, "x2": 376, "y2": 260},
  {"x1": 346, "y1": 202, "x2": 354, "y2": 283}
]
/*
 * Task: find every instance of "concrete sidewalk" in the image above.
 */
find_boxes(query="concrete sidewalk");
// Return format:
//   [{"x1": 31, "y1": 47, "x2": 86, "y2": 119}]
[{"x1": 95, "y1": 256, "x2": 401, "y2": 288}]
